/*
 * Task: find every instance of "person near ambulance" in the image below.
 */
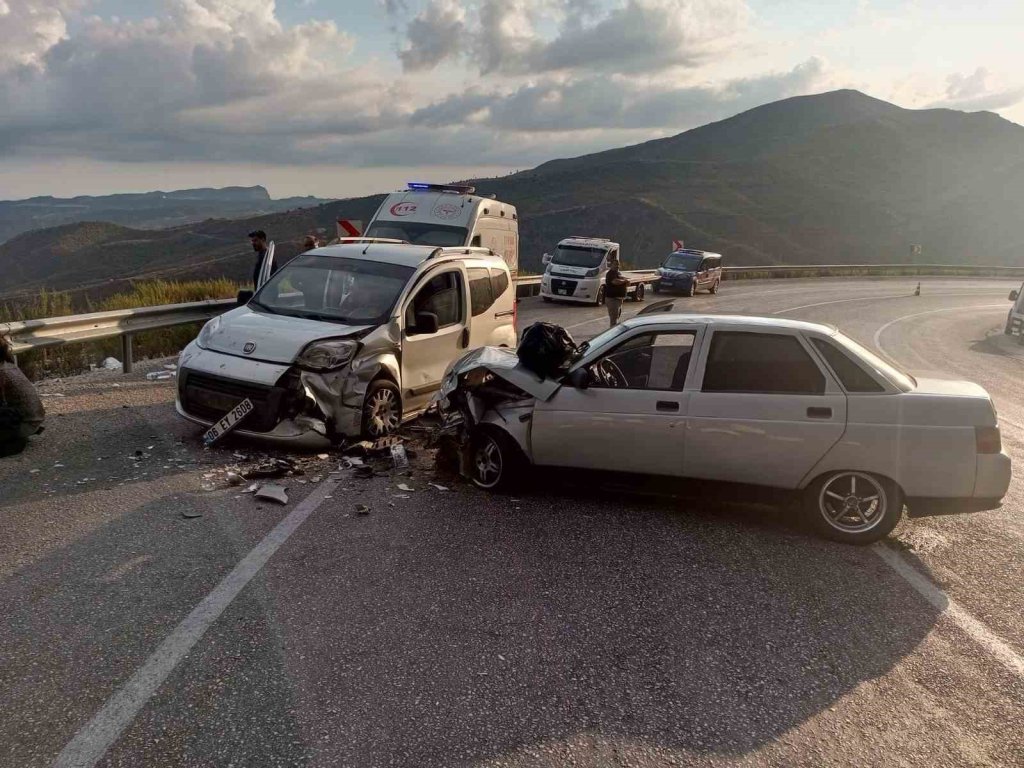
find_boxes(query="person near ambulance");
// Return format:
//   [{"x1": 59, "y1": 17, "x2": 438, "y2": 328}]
[
  {"x1": 604, "y1": 256, "x2": 629, "y2": 328},
  {"x1": 249, "y1": 230, "x2": 270, "y2": 289}
]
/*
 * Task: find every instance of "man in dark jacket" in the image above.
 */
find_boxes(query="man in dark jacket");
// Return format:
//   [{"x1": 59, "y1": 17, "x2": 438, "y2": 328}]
[
  {"x1": 604, "y1": 256, "x2": 629, "y2": 328},
  {"x1": 249, "y1": 230, "x2": 269, "y2": 288},
  {"x1": 0, "y1": 337, "x2": 45, "y2": 457}
]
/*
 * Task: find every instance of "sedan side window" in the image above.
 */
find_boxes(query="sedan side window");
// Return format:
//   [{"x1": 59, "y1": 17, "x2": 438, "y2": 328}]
[
  {"x1": 590, "y1": 332, "x2": 695, "y2": 390},
  {"x1": 703, "y1": 331, "x2": 825, "y2": 395},
  {"x1": 811, "y1": 338, "x2": 884, "y2": 393}
]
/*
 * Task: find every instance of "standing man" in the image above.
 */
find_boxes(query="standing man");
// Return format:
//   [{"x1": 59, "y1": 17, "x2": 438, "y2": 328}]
[
  {"x1": 604, "y1": 256, "x2": 629, "y2": 328},
  {"x1": 302, "y1": 234, "x2": 320, "y2": 251},
  {"x1": 249, "y1": 230, "x2": 269, "y2": 288}
]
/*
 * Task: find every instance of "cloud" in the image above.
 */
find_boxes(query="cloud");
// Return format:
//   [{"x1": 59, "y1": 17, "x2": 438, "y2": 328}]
[
  {"x1": 931, "y1": 68, "x2": 1024, "y2": 112},
  {"x1": 393, "y1": 0, "x2": 751, "y2": 75},
  {"x1": 0, "y1": 0, "x2": 82, "y2": 75},
  {"x1": 411, "y1": 57, "x2": 829, "y2": 131}
]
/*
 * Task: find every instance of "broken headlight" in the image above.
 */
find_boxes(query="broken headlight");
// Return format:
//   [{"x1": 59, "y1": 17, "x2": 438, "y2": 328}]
[
  {"x1": 196, "y1": 316, "x2": 220, "y2": 350},
  {"x1": 296, "y1": 339, "x2": 359, "y2": 371}
]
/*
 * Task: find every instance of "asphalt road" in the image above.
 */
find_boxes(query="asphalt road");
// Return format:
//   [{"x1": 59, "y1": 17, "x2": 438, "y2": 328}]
[{"x1": 2, "y1": 277, "x2": 1023, "y2": 767}]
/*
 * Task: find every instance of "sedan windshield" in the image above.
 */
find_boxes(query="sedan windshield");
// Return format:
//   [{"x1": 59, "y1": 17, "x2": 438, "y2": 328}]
[
  {"x1": 252, "y1": 254, "x2": 413, "y2": 325},
  {"x1": 663, "y1": 253, "x2": 703, "y2": 271},
  {"x1": 552, "y1": 245, "x2": 607, "y2": 268},
  {"x1": 364, "y1": 221, "x2": 468, "y2": 247}
]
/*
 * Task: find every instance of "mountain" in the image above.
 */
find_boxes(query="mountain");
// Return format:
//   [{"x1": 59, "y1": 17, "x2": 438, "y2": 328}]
[
  {"x1": 2, "y1": 90, "x2": 1023, "y2": 301},
  {"x1": 0, "y1": 186, "x2": 331, "y2": 244}
]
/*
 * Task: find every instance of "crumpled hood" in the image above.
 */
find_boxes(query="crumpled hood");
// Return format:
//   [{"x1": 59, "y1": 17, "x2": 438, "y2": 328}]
[
  {"x1": 200, "y1": 306, "x2": 372, "y2": 364},
  {"x1": 441, "y1": 346, "x2": 562, "y2": 401}
]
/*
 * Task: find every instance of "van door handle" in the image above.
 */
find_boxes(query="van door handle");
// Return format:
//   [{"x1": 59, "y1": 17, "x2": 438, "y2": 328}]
[
  {"x1": 807, "y1": 407, "x2": 833, "y2": 419},
  {"x1": 656, "y1": 401, "x2": 680, "y2": 412},
  {"x1": 460, "y1": 328, "x2": 470, "y2": 348},
  {"x1": 494, "y1": 309, "x2": 515, "y2": 318}
]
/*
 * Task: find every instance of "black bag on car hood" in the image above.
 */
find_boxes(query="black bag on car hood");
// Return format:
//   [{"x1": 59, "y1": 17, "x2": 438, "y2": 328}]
[{"x1": 516, "y1": 322, "x2": 577, "y2": 379}]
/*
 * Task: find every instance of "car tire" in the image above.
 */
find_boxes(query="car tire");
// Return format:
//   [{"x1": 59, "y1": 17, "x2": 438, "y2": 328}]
[
  {"x1": 595, "y1": 285, "x2": 606, "y2": 306},
  {"x1": 633, "y1": 283, "x2": 646, "y2": 302},
  {"x1": 710, "y1": 280, "x2": 720, "y2": 295},
  {"x1": 470, "y1": 428, "x2": 524, "y2": 492},
  {"x1": 542, "y1": 296, "x2": 552, "y2": 303},
  {"x1": 802, "y1": 471, "x2": 903, "y2": 545},
  {"x1": 361, "y1": 379, "x2": 402, "y2": 439}
]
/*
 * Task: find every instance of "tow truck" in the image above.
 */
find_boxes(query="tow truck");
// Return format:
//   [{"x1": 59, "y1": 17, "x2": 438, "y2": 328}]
[{"x1": 539, "y1": 237, "x2": 650, "y2": 305}]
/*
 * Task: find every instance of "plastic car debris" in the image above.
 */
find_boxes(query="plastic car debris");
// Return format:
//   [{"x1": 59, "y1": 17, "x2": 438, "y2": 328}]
[
  {"x1": 428, "y1": 482, "x2": 450, "y2": 492},
  {"x1": 181, "y1": 510, "x2": 203, "y2": 519},
  {"x1": 396, "y1": 483, "x2": 414, "y2": 492},
  {"x1": 391, "y1": 444, "x2": 409, "y2": 469},
  {"x1": 146, "y1": 371, "x2": 175, "y2": 381},
  {"x1": 355, "y1": 503, "x2": 370, "y2": 516},
  {"x1": 255, "y1": 483, "x2": 289, "y2": 505}
]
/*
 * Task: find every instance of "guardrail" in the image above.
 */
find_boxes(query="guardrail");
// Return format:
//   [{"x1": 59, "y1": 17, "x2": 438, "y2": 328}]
[{"x1": 2, "y1": 265, "x2": 1020, "y2": 371}]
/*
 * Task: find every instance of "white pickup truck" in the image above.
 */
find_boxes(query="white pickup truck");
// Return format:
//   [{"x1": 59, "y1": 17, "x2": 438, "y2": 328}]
[{"x1": 539, "y1": 237, "x2": 647, "y2": 305}]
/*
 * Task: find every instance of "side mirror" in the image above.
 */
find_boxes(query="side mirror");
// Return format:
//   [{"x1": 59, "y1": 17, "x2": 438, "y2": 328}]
[
  {"x1": 1010, "y1": 290, "x2": 1019, "y2": 302},
  {"x1": 542, "y1": 253, "x2": 553, "y2": 265},
  {"x1": 568, "y1": 367, "x2": 590, "y2": 389},
  {"x1": 412, "y1": 311, "x2": 439, "y2": 336},
  {"x1": 237, "y1": 289, "x2": 254, "y2": 306}
]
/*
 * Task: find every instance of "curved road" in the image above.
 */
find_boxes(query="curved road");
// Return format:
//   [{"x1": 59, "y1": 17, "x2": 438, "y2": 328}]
[{"x1": 1, "y1": 277, "x2": 1022, "y2": 767}]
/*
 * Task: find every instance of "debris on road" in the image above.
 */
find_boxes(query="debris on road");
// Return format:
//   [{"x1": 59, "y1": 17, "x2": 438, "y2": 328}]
[
  {"x1": 355, "y1": 503, "x2": 370, "y2": 516},
  {"x1": 391, "y1": 443, "x2": 409, "y2": 469},
  {"x1": 255, "y1": 483, "x2": 289, "y2": 505},
  {"x1": 428, "y1": 482, "x2": 450, "y2": 492},
  {"x1": 225, "y1": 471, "x2": 245, "y2": 486},
  {"x1": 181, "y1": 510, "x2": 203, "y2": 519},
  {"x1": 242, "y1": 482, "x2": 259, "y2": 493},
  {"x1": 397, "y1": 483, "x2": 415, "y2": 492},
  {"x1": 248, "y1": 458, "x2": 299, "y2": 479},
  {"x1": 146, "y1": 371, "x2": 175, "y2": 381}
]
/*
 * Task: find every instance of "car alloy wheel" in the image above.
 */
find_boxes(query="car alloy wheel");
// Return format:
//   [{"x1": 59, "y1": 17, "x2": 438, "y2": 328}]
[
  {"x1": 363, "y1": 382, "x2": 400, "y2": 438},
  {"x1": 818, "y1": 471, "x2": 887, "y2": 534},
  {"x1": 473, "y1": 433, "x2": 504, "y2": 489}
]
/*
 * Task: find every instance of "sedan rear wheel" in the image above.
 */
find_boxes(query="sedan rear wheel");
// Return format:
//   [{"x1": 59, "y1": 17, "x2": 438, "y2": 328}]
[{"x1": 804, "y1": 471, "x2": 903, "y2": 544}]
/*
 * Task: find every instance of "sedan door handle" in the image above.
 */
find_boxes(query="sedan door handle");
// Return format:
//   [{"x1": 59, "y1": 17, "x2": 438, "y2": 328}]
[
  {"x1": 656, "y1": 401, "x2": 680, "y2": 412},
  {"x1": 807, "y1": 406, "x2": 833, "y2": 419}
]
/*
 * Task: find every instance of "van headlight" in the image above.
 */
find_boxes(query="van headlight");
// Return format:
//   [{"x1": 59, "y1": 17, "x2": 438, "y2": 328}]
[
  {"x1": 585, "y1": 268, "x2": 600, "y2": 278},
  {"x1": 296, "y1": 339, "x2": 359, "y2": 371},
  {"x1": 196, "y1": 317, "x2": 220, "y2": 349}
]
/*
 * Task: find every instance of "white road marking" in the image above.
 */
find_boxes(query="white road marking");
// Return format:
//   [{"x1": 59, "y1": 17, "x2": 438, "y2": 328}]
[
  {"x1": 872, "y1": 304, "x2": 1007, "y2": 356},
  {"x1": 872, "y1": 543, "x2": 1024, "y2": 680},
  {"x1": 53, "y1": 479, "x2": 339, "y2": 768},
  {"x1": 773, "y1": 292, "x2": 1007, "y2": 315}
]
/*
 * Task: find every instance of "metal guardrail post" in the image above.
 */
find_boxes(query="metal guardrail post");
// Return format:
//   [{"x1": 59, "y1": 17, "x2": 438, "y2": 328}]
[{"x1": 122, "y1": 333, "x2": 134, "y2": 374}]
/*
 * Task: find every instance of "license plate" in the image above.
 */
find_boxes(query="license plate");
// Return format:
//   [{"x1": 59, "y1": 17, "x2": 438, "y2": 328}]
[
  {"x1": 203, "y1": 398, "x2": 255, "y2": 446},
  {"x1": 557, "y1": 289, "x2": 569, "y2": 295}
]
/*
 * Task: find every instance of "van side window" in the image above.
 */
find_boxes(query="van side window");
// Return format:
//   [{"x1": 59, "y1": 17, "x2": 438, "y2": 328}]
[
  {"x1": 703, "y1": 331, "x2": 825, "y2": 395},
  {"x1": 468, "y1": 267, "x2": 495, "y2": 316},
  {"x1": 410, "y1": 272, "x2": 463, "y2": 329},
  {"x1": 489, "y1": 268, "x2": 509, "y2": 299}
]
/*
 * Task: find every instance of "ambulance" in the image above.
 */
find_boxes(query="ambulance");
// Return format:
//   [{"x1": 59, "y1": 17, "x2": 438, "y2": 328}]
[{"x1": 364, "y1": 183, "x2": 519, "y2": 276}]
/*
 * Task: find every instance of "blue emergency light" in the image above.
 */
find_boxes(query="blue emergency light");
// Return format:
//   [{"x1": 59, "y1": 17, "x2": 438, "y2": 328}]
[{"x1": 407, "y1": 182, "x2": 476, "y2": 194}]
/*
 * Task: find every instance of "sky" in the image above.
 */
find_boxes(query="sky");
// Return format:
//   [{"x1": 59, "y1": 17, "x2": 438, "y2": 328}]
[{"x1": 1, "y1": 0, "x2": 1023, "y2": 200}]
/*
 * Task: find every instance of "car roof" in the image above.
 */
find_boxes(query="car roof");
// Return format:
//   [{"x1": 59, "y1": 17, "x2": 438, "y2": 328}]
[
  {"x1": 624, "y1": 313, "x2": 837, "y2": 334},
  {"x1": 305, "y1": 243, "x2": 507, "y2": 269},
  {"x1": 668, "y1": 249, "x2": 720, "y2": 258}
]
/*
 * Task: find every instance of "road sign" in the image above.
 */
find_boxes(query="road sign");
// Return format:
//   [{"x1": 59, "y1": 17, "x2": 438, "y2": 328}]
[
  {"x1": 337, "y1": 219, "x2": 363, "y2": 238},
  {"x1": 672, "y1": 239, "x2": 684, "y2": 251}
]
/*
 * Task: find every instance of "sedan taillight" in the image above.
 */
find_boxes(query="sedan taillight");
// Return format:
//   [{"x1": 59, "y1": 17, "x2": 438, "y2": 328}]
[{"x1": 976, "y1": 426, "x2": 1002, "y2": 454}]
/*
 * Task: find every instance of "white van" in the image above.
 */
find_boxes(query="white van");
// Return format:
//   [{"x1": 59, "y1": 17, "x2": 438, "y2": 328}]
[
  {"x1": 176, "y1": 242, "x2": 517, "y2": 449},
  {"x1": 1006, "y1": 282, "x2": 1024, "y2": 341},
  {"x1": 540, "y1": 237, "x2": 622, "y2": 305},
  {"x1": 365, "y1": 183, "x2": 519, "y2": 276}
]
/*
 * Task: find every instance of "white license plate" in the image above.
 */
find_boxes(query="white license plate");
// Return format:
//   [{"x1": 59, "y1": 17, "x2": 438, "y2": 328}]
[
  {"x1": 203, "y1": 398, "x2": 255, "y2": 445},
  {"x1": 557, "y1": 289, "x2": 569, "y2": 295}
]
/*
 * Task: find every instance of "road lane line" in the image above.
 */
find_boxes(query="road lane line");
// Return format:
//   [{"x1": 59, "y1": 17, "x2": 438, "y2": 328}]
[
  {"x1": 872, "y1": 543, "x2": 1024, "y2": 680},
  {"x1": 53, "y1": 478, "x2": 340, "y2": 768},
  {"x1": 871, "y1": 304, "x2": 1007, "y2": 356}
]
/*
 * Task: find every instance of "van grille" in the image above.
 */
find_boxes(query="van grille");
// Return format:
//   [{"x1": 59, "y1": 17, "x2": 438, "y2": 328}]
[{"x1": 179, "y1": 371, "x2": 285, "y2": 433}]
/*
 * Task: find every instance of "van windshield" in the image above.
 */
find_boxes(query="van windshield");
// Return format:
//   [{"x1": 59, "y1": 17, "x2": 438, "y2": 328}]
[
  {"x1": 364, "y1": 221, "x2": 468, "y2": 247},
  {"x1": 251, "y1": 255, "x2": 414, "y2": 326},
  {"x1": 663, "y1": 253, "x2": 704, "y2": 271},
  {"x1": 552, "y1": 245, "x2": 606, "y2": 268}
]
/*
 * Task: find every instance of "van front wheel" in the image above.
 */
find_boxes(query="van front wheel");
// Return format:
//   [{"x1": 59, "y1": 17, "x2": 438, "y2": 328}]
[
  {"x1": 595, "y1": 286, "x2": 606, "y2": 306},
  {"x1": 361, "y1": 380, "x2": 401, "y2": 439}
]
